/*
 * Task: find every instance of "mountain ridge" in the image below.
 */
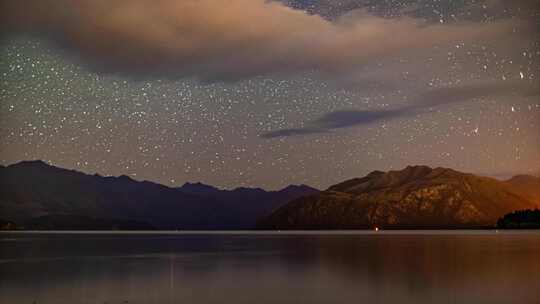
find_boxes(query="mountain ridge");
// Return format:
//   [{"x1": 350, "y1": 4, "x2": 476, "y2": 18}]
[
  {"x1": 258, "y1": 165, "x2": 538, "y2": 229},
  {"x1": 1, "y1": 161, "x2": 538, "y2": 230},
  {"x1": 0, "y1": 160, "x2": 318, "y2": 229}
]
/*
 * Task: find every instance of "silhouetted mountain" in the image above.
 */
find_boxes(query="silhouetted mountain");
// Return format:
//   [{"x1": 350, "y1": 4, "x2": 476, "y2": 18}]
[
  {"x1": 178, "y1": 182, "x2": 221, "y2": 195},
  {"x1": 0, "y1": 160, "x2": 318, "y2": 229},
  {"x1": 23, "y1": 214, "x2": 156, "y2": 230},
  {"x1": 177, "y1": 182, "x2": 319, "y2": 228},
  {"x1": 497, "y1": 209, "x2": 540, "y2": 229},
  {"x1": 505, "y1": 175, "x2": 540, "y2": 204},
  {"x1": 258, "y1": 166, "x2": 538, "y2": 229}
]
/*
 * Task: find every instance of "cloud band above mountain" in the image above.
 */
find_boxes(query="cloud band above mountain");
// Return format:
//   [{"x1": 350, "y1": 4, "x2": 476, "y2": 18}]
[
  {"x1": 0, "y1": 0, "x2": 530, "y2": 81},
  {"x1": 260, "y1": 80, "x2": 540, "y2": 138}
]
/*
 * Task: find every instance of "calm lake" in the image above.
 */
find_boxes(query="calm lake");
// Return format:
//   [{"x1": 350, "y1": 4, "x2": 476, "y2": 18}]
[{"x1": 1, "y1": 231, "x2": 539, "y2": 304}]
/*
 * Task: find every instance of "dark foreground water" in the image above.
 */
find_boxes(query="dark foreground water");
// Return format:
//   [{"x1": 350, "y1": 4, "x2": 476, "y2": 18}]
[{"x1": 1, "y1": 231, "x2": 540, "y2": 304}]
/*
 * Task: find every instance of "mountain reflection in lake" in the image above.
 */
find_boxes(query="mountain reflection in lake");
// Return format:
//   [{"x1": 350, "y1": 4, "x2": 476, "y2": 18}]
[{"x1": 1, "y1": 231, "x2": 539, "y2": 304}]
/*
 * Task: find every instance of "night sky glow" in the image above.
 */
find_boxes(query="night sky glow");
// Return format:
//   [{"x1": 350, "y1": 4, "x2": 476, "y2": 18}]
[{"x1": 0, "y1": 0, "x2": 539, "y2": 189}]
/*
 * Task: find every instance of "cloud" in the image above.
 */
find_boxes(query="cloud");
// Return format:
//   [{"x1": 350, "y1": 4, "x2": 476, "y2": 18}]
[
  {"x1": 260, "y1": 80, "x2": 540, "y2": 138},
  {"x1": 260, "y1": 127, "x2": 328, "y2": 138},
  {"x1": 260, "y1": 108, "x2": 407, "y2": 138},
  {"x1": 260, "y1": 109, "x2": 407, "y2": 138},
  {"x1": 0, "y1": 0, "x2": 529, "y2": 82},
  {"x1": 411, "y1": 80, "x2": 540, "y2": 110}
]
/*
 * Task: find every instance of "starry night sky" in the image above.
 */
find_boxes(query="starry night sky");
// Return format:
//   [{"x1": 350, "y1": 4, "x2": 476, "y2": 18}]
[{"x1": 1, "y1": 0, "x2": 539, "y2": 190}]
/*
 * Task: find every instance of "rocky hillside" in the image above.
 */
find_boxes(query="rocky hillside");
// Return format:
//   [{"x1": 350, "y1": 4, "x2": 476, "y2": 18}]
[
  {"x1": 0, "y1": 160, "x2": 318, "y2": 229},
  {"x1": 258, "y1": 166, "x2": 537, "y2": 229},
  {"x1": 505, "y1": 175, "x2": 540, "y2": 204}
]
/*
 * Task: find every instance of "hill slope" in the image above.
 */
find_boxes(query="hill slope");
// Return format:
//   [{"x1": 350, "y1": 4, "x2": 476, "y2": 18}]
[
  {"x1": 505, "y1": 175, "x2": 540, "y2": 204},
  {"x1": 258, "y1": 166, "x2": 537, "y2": 229},
  {"x1": 0, "y1": 160, "x2": 318, "y2": 229}
]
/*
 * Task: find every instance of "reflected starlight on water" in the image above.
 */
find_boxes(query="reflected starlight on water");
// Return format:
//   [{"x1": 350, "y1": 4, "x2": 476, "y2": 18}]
[{"x1": 1, "y1": 231, "x2": 540, "y2": 304}]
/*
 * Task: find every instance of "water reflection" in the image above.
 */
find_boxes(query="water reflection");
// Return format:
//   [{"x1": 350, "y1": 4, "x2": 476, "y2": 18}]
[{"x1": 1, "y1": 232, "x2": 539, "y2": 304}]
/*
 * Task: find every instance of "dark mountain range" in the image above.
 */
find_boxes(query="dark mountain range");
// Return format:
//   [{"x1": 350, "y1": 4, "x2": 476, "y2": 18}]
[
  {"x1": 258, "y1": 166, "x2": 538, "y2": 229},
  {"x1": 0, "y1": 160, "x2": 318, "y2": 229},
  {"x1": 2, "y1": 161, "x2": 537, "y2": 230},
  {"x1": 24, "y1": 214, "x2": 156, "y2": 231}
]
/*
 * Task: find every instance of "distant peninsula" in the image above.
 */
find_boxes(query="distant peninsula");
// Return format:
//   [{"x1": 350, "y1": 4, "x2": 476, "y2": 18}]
[{"x1": 497, "y1": 209, "x2": 540, "y2": 229}]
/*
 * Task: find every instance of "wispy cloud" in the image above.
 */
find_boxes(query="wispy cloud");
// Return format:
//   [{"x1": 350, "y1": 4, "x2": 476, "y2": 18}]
[
  {"x1": 260, "y1": 80, "x2": 540, "y2": 138},
  {"x1": 260, "y1": 109, "x2": 407, "y2": 138}
]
